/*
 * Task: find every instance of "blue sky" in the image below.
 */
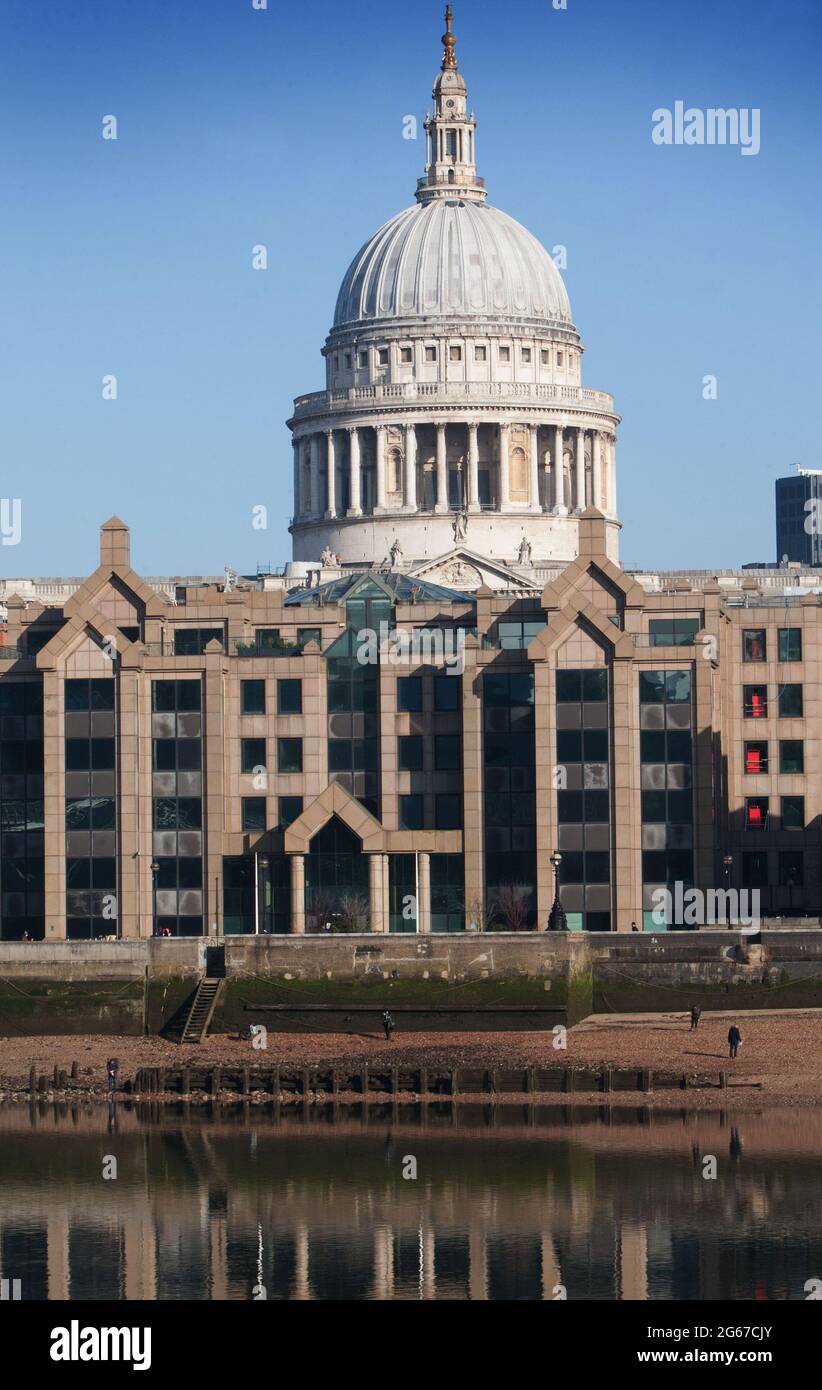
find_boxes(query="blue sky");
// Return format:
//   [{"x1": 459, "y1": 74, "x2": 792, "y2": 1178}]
[{"x1": 0, "y1": 0, "x2": 819, "y2": 577}]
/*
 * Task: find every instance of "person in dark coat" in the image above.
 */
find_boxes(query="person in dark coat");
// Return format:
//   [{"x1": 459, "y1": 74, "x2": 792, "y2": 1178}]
[
  {"x1": 106, "y1": 1057, "x2": 119, "y2": 1093},
  {"x1": 381, "y1": 1009, "x2": 395, "y2": 1041},
  {"x1": 689, "y1": 1005, "x2": 702, "y2": 1031},
  {"x1": 727, "y1": 1024, "x2": 742, "y2": 1059}
]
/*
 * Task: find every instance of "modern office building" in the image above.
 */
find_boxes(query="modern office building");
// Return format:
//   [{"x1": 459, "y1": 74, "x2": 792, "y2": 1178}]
[
  {"x1": 1, "y1": 10, "x2": 819, "y2": 940},
  {"x1": 775, "y1": 469, "x2": 822, "y2": 567},
  {"x1": 1, "y1": 509, "x2": 819, "y2": 940}
]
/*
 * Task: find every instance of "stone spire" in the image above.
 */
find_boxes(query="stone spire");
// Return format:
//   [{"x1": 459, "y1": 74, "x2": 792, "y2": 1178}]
[{"x1": 417, "y1": 4, "x2": 486, "y2": 204}]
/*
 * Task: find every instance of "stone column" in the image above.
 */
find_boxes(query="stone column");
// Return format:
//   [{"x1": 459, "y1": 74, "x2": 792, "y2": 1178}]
[
  {"x1": 435, "y1": 423, "x2": 448, "y2": 513},
  {"x1": 608, "y1": 435, "x2": 617, "y2": 514},
  {"x1": 369, "y1": 854, "x2": 387, "y2": 933},
  {"x1": 553, "y1": 425, "x2": 566, "y2": 511},
  {"x1": 347, "y1": 427, "x2": 362, "y2": 516},
  {"x1": 499, "y1": 421, "x2": 511, "y2": 510},
  {"x1": 290, "y1": 854, "x2": 305, "y2": 934},
  {"x1": 309, "y1": 435, "x2": 320, "y2": 518},
  {"x1": 575, "y1": 428, "x2": 586, "y2": 511},
  {"x1": 325, "y1": 430, "x2": 337, "y2": 518},
  {"x1": 404, "y1": 423, "x2": 417, "y2": 512},
  {"x1": 376, "y1": 425, "x2": 387, "y2": 511},
  {"x1": 467, "y1": 421, "x2": 480, "y2": 511},
  {"x1": 292, "y1": 438, "x2": 301, "y2": 518},
  {"x1": 529, "y1": 424, "x2": 541, "y2": 512},
  {"x1": 591, "y1": 430, "x2": 602, "y2": 511},
  {"x1": 418, "y1": 852, "x2": 431, "y2": 933}
]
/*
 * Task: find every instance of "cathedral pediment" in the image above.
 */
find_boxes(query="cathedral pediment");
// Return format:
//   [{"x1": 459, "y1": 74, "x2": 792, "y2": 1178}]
[{"x1": 408, "y1": 549, "x2": 542, "y2": 592}]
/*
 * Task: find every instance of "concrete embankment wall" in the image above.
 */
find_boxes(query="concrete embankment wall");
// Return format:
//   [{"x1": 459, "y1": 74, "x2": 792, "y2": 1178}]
[{"x1": 0, "y1": 932, "x2": 821, "y2": 1036}]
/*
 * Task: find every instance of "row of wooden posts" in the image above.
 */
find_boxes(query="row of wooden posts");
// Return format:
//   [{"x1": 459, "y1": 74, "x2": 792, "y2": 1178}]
[
  {"x1": 126, "y1": 1065, "x2": 732, "y2": 1098},
  {"x1": 24, "y1": 1064, "x2": 735, "y2": 1098}
]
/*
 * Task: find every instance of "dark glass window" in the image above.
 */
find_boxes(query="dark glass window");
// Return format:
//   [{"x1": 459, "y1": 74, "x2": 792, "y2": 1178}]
[
  {"x1": 430, "y1": 854, "x2": 464, "y2": 933},
  {"x1": 398, "y1": 736, "x2": 423, "y2": 772},
  {"x1": 278, "y1": 680, "x2": 302, "y2": 714},
  {"x1": 434, "y1": 674, "x2": 460, "y2": 711},
  {"x1": 779, "y1": 850, "x2": 804, "y2": 886},
  {"x1": 397, "y1": 677, "x2": 422, "y2": 712},
  {"x1": 778, "y1": 685, "x2": 803, "y2": 718},
  {"x1": 779, "y1": 740, "x2": 804, "y2": 774},
  {"x1": 742, "y1": 629, "x2": 767, "y2": 662},
  {"x1": 484, "y1": 670, "x2": 536, "y2": 927},
  {"x1": 241, "y1": 738, "x2": 266, "y2": 774},
  {"x1": 223, "y1": 855, "x2": 255, "y2": 935},
  {"x1": 241, "y1": 679, "x2": 265, "y2": 715},
  {"x1": 497, "y1": 620, "x2": 547, "y2": 651},
  {"x1": 649, "y1": 618, "x2": 700, "y2": 647},
  {"x1": 399, "y1": 795, "x2": 424, "y2": 831},
  {"x1": 277, "y1": 738, "x2": 303, "y2": 773},
  {"x1": 297, "y1": 628, "x2": 322, "y2": 649},
  {"x1": 242, "y1": 798, "x2": 267, "y2": 832},
  {"x1": 434, "y1": 734, "x2": 460, "y2": 771},
  {"x1": 152, "y1": 680, "x2": 201, "y2": 712},
  {"x1": 435, "y1": 794, "x2": 462, "y2": 830},
  {"x1": 389, "y1": 854, "x2": 417, "y2": 934},
  {"x1": 781, "y1": 796, "x2": 805, "y2": 831},
  {"x1": 65, "y1": 678, "x2": 115, "y2": 711},
  {"x1": 173, "y1": 628, "x2": 223, "y2": 655},
  {"x1": 278, "y1": 796, "x2": 303, "y2": 828},
  {"x1": 742, "y1": 851, "x2": 768, "y2": 888},
  {"x1": 778, "y1": 628, "x2": 802, "y2": 662}
]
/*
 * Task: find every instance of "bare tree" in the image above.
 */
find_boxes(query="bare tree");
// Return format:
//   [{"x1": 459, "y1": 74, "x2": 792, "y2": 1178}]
[
  {"x1": 488, "y1": 883, "x2": 534, "y2": 932},
  {"x1": 462, "y1": 894, "x2": 493, "y2": 933},
  {"x1": 337, "y1": 893, "x2": 371, "y2": 933}
]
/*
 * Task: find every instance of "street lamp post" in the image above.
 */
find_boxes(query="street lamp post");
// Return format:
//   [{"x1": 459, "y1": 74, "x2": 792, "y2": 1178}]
[
  {"x1": 150, "y1": 860, "x2": 160, "y2": 937},
  {"x1": 547, "y1": 850, "x2": 567, "y2": 932},
  {"x1": 722, "y1": 854, "x2": 733, "y2": 927}
]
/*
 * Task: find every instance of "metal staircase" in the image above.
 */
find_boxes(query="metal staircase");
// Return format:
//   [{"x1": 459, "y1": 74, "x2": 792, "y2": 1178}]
[{"x1": 180, "y1": 976, "x2": 224, "y2": 1044}]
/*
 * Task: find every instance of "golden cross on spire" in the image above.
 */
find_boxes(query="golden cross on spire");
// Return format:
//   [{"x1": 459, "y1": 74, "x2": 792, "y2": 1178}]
[{"x1": 442, "y1": 4, "x2": 457, "y2": 69}]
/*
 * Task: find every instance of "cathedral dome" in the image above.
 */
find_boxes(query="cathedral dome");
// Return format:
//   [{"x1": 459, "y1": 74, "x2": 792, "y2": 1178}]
[{"x1": 332, "y1": 199, "x2": 573, "y2": 331}]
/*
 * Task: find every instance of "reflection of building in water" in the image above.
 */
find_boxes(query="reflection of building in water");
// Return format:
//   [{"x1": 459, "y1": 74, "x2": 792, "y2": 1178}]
[{"x1": 1, "y1": 1114, "x2": 822, "y2": 1300}]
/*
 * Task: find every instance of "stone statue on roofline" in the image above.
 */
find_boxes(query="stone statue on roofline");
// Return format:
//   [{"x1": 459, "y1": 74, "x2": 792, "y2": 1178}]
[
  {"x1": 452, "y1": 509, "x2": 468, "y2": 543},
  {"x1": 517, "y1": 536, "x2": 532, "y2": 565},
  {"x1": 389, "y1": 537, "x2": 404, "y2": 569},
  {"x1": 320, "y1": 546, "x2": 335, "y2": 567}
]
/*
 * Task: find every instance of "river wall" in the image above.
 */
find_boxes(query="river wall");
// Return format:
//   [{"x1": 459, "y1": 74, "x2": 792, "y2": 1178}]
[{"x1": 0, "y1": 932, "x2": 821, "y2": 1036}]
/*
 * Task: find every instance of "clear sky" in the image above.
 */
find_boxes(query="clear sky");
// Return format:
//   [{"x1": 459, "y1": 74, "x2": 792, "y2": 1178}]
[{"x1": 0, "y1": 0, "x2": 819, "y2": 578}]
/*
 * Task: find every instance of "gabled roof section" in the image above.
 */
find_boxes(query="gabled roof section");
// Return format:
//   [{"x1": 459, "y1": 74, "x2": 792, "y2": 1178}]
[
  {"x1": 34, "y1": 606, "x2": 137, "y2": 669},
  {"x1": 541, "y1": 555, "x2": 645, "y2": 612},
  {"x1": 528, "y1": 600, "x2": 635, "y2": 662},
  {"x1": 283, "y1": 782, "x2": 385, "y2": 854}
]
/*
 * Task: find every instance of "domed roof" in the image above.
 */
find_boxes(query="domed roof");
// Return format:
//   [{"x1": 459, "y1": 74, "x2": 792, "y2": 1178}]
[{"x1": 332, "y1": 199, "x2": 573, "y2": 332}]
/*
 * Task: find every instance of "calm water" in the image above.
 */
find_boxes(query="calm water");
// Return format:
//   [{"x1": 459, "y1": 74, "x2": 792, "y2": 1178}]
[{"x1": 0, "y1": 1100, "x2": 820, "y2": 1300}]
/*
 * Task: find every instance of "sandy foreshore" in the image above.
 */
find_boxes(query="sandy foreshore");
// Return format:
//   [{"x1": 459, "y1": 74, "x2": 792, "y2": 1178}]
[{"x1": 1, "y1": 1008, "x2": 821, "y2": 1108}]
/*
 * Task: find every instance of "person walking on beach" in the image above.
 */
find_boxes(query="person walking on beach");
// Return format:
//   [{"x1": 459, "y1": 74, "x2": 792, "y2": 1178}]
[
  {"x1": 106, "y1": 1057, "x2": 119, "y2": 1094},
  {"x1": 690, "y1": 1004, "x2": 702, "y2": 1031},
  {"x1": 381, "y1": 1009, "x2": 395, "y2": 1041},
  {"x1": 727, "y1": 1024, "x2": 742, "y2": 1059}
]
